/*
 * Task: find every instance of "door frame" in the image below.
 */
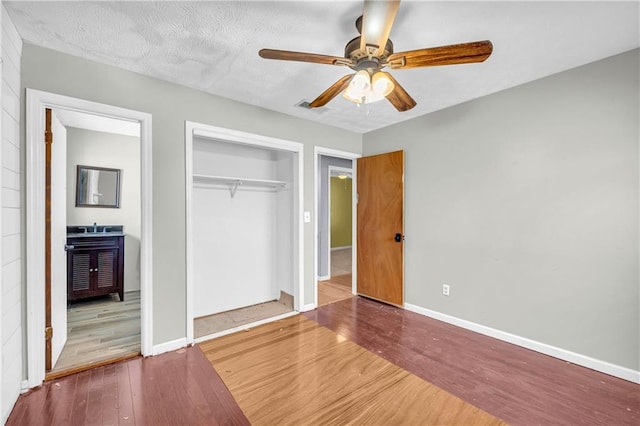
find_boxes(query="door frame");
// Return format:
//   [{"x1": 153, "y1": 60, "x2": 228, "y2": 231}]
[
  {"x1": 326, "y1": 165, "x2": 353, "y2": 280},
  {"x1": 185, "y1": 121, "x2": 304, "y2": 344},
  {"x1": 25, "y1": 89, "x2": 153, "y2": 388},
  {"x1": 313, "y1": 147, "x2": 360, "y2": 308}
]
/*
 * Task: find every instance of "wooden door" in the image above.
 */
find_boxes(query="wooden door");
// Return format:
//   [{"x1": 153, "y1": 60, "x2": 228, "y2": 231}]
[{"x1": 356, "y1": 150, "x2": 404, "y2": 306}]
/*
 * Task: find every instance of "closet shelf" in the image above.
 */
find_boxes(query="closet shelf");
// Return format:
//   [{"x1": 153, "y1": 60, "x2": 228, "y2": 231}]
[{"x1": 193, "y1": 174, "x2": 288, "y2": 198}]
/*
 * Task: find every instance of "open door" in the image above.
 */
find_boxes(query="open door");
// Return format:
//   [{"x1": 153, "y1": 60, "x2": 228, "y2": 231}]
[
  {"x1": 356, "y1": 150, "x2": 404, "y2": 306},
  {"x1": 45, "y1": 108, "x2": 68, "y2": 371}
]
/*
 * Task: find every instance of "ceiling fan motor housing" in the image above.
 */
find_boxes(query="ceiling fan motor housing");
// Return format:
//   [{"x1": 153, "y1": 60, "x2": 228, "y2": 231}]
[{"x1": 344, "y1": 36, "x2": 394, "y2": 71}]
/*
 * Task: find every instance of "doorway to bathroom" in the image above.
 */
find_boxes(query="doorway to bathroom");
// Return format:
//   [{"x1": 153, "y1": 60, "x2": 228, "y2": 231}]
[
  {"x1": 46, "y1": 108, "x2": 142, "y2": 378},
  {"x1": 25, "y1": 89, "x2": 153, "y2": 387}
]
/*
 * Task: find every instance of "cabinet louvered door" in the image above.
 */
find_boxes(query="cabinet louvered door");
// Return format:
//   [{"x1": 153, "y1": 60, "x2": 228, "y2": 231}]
[
  {"x1": 69, "y1": 250, "x2": 92, "y2": 294},
  {"x1": 69, "y1": 252, "x2": 92, "y2": 292},
  {"x1": 96, "y1": 248, "x2": 118, "y2": 289}
]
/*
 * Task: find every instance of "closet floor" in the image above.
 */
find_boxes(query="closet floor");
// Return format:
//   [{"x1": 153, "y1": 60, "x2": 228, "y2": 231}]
[{"x1": 195, "y1": 300, "x2": 293, "y2": 338}]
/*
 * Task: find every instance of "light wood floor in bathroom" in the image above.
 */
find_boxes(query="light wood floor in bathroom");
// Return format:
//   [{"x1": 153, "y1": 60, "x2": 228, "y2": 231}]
[{"x1": 50, "y1": 291, "x2": 140, "y2": 376}]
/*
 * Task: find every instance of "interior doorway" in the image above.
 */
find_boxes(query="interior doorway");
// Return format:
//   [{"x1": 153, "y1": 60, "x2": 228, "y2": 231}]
[
  {"x1": 314, "y1": 148, "x2": 360, "y2": 308},
  {"x1": 45, "y1": 107, "x2": 142, "y2": 378},
  {"x1": 25, "y1": 89, "x2": 153, "y2": 388}
]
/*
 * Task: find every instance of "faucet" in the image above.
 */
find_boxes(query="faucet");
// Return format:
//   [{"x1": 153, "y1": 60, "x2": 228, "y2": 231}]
[{"x1": 92, "y1": 222, "x2": 97, "y2": 233}]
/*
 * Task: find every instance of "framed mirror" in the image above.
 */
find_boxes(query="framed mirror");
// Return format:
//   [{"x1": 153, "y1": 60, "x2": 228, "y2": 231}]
[{"x1": 76, "y1": 165, "x2": 121, "y2": 208}]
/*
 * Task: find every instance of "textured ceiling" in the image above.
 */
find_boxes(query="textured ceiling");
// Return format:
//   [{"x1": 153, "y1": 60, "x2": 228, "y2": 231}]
[{"x1": 5, "y1": 1, "x2": 639, "y2": 133}]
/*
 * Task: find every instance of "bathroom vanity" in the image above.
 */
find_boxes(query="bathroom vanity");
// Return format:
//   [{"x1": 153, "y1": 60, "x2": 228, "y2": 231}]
[{"x1": 66, "y1": 225, "x2": 125, "y2": 302}]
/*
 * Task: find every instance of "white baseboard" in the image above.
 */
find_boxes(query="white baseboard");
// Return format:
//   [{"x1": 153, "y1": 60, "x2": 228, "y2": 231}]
[
  {"x1": 404, "y1": 303, "x2": 640, "y2": 384},
  {"x1": 20, "y1": 380, "x2": 29, "y2": 393},
  {"x1": 317, "y1": 275, "x2": 330, "y2": 281},
  {"x1": 152, "y1": 337, "x2": 187, "y2": 356},
  {"x1": 331, "y1": 246, "x2": 352, "y2": 251},
  {"x1": 300, "y1": 303, "x2": 316, "y2": 312},
  {"x1": 194, "y1": 311, "x2": 299, "y2": 344}
]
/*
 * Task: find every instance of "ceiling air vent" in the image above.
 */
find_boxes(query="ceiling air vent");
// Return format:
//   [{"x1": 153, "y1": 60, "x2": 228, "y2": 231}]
[
  {"x1": 295, "y1": 100, "x2": 329, "y2": 114},
  {"x1": 295, "y1": 100, "x2": 313, "y2": 109}
]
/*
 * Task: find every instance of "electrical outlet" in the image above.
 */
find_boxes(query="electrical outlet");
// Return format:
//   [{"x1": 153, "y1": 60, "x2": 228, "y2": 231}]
[{"x1": 442, "y1": 284, "x2": 450, "y2": 296}]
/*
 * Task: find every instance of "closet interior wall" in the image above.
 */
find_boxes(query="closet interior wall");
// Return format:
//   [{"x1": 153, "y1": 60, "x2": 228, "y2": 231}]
[{"x1": 192, "y1": 137, "x2": 294, "y2": 318}]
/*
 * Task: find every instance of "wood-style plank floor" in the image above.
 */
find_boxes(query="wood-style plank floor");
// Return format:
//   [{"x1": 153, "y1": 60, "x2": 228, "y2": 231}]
[
  {"x1": 7, "y1": 346, "x2": 248, "y2": 426},
  {"x1": 199, "y1": 315, "x2": 503, "y2": 426},
  {"x1": 305, "y1": 296, "x2": 640, "y2": 426},
  {"x1": 8, "y1": 295, "x2": 639, "y2": 425},
  {"x1": 51, "y1": 291, "x2": 141, "y2": 375},
  {"x1": 318, "y1": 273, "x2": 353, "y2": 307}
]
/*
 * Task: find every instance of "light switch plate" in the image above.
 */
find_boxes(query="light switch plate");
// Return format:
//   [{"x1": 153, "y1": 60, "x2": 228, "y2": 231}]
[{"x1": 304, "y1": 211, "x2": 311, "y2": 223}]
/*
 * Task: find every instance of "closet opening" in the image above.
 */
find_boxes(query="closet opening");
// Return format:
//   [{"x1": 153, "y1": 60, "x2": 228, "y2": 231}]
[{"x1": 186, "y1": 123, "x2": 303, "y2": 343}]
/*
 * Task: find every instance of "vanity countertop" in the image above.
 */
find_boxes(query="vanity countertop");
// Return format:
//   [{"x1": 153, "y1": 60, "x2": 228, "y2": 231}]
[
  {"x1": 67, "y1": 225, "x2": 124, "y2": 238},
  {"x1": 67, "y1": 231, "x2": 125, "y2": 238}
]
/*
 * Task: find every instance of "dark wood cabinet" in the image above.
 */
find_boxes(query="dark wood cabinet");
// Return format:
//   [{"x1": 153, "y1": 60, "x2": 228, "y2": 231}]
[{"x1": 67, "y1": 233, "x2": 124, "y2": 302}]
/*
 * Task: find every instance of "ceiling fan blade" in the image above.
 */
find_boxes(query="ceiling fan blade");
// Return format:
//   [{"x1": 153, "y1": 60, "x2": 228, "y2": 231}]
[
  {"x1": 259, "y1": 49, "x2": 351, "y2": 66},
  {"x1": 309, "y1": 74, "x2": 355, "y2": 108},
  {"x1": 384, "y1": 73, "x2": 416, "y2": 112},
  {"x1": 360, "y1": 0, "x2": 400, "y2": 56},
  {"x1": 387, "y1": 40, "x2": 493, "y2": 69}
]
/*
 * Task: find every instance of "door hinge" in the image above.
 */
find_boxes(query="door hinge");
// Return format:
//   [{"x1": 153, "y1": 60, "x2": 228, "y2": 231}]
[{"x1": 45, "y1": 326, "x2": 53, "y2": 340}]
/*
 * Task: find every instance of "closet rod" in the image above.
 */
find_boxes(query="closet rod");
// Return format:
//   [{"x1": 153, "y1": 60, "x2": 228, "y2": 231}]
[{"x1": 193, "y1": 174, "x2": 288, "y2": 198}]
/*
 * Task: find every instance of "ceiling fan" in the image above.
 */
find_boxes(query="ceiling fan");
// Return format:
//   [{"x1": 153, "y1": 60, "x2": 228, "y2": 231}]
[{"x1": 259, "y1": 0, "x2": 493, "y2": 112}]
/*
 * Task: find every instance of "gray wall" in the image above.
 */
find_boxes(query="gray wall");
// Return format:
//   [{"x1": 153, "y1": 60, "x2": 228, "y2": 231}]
[
  {"x1": 363, "y1": 49, "x2": 639, "y2": 370},
  {"x1": 21, "y1": 44, "x2": 362, "y2": 346}
]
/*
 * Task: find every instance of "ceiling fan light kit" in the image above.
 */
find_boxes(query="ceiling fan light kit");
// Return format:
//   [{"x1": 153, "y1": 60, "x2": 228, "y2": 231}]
[
  {"x1": 342, "y1": 70, "x2": 394, "y2": 104},
  {"x1": 258, "y1": 0, "x2": 493, "y2": 112}
]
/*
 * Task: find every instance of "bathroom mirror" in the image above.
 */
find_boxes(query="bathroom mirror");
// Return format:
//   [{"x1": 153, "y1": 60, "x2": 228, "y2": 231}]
[{"x1": 76, "y1": 165, "x2": 121, "y2": 208}]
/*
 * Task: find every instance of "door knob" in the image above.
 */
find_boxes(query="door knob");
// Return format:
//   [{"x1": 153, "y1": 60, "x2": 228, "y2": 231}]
[{"x1": 394, "y1": 233, "x2": 403, "y2": 242}]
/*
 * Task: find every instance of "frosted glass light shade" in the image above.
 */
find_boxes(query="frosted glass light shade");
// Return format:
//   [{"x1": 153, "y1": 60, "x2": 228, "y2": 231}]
[
  {"x1": 371, "y1": 72, "x2": 394, "y2": 97},
  {"x1": 343, "y1": 70, "x2": 371, "y2": 103},
  {"x1": 343, "y1": 70, "x2": 395, "y2": 105}
]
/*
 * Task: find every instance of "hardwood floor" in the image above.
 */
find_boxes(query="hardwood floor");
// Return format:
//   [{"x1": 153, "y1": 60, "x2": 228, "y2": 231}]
[
  {"x1": 7, "y1": 347, "x2": 248, "y2": 426},
  {"x1": 199, "y1": 315, "x2": 503, "y2": 426},
  {"x1": 305, "y1": 296, "x2": 640, "y2": 426},
  {"x1": 318, "y1": 273, "x2": 353, "y2": 307},
  {"x1": 318, "y1": 247, "x2": 354, "y2": 307},
  {"x1": 8, "y1": 295, "x2": 639, "y2": 425},
  {"x1": 50, "y1": 291, "x2": 140, "y2": 376}
]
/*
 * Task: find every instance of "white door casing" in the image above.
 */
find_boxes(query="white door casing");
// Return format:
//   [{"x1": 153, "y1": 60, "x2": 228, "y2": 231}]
[{"x1": 26, "y1": 89, "x2": 153, "y2": 388}]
